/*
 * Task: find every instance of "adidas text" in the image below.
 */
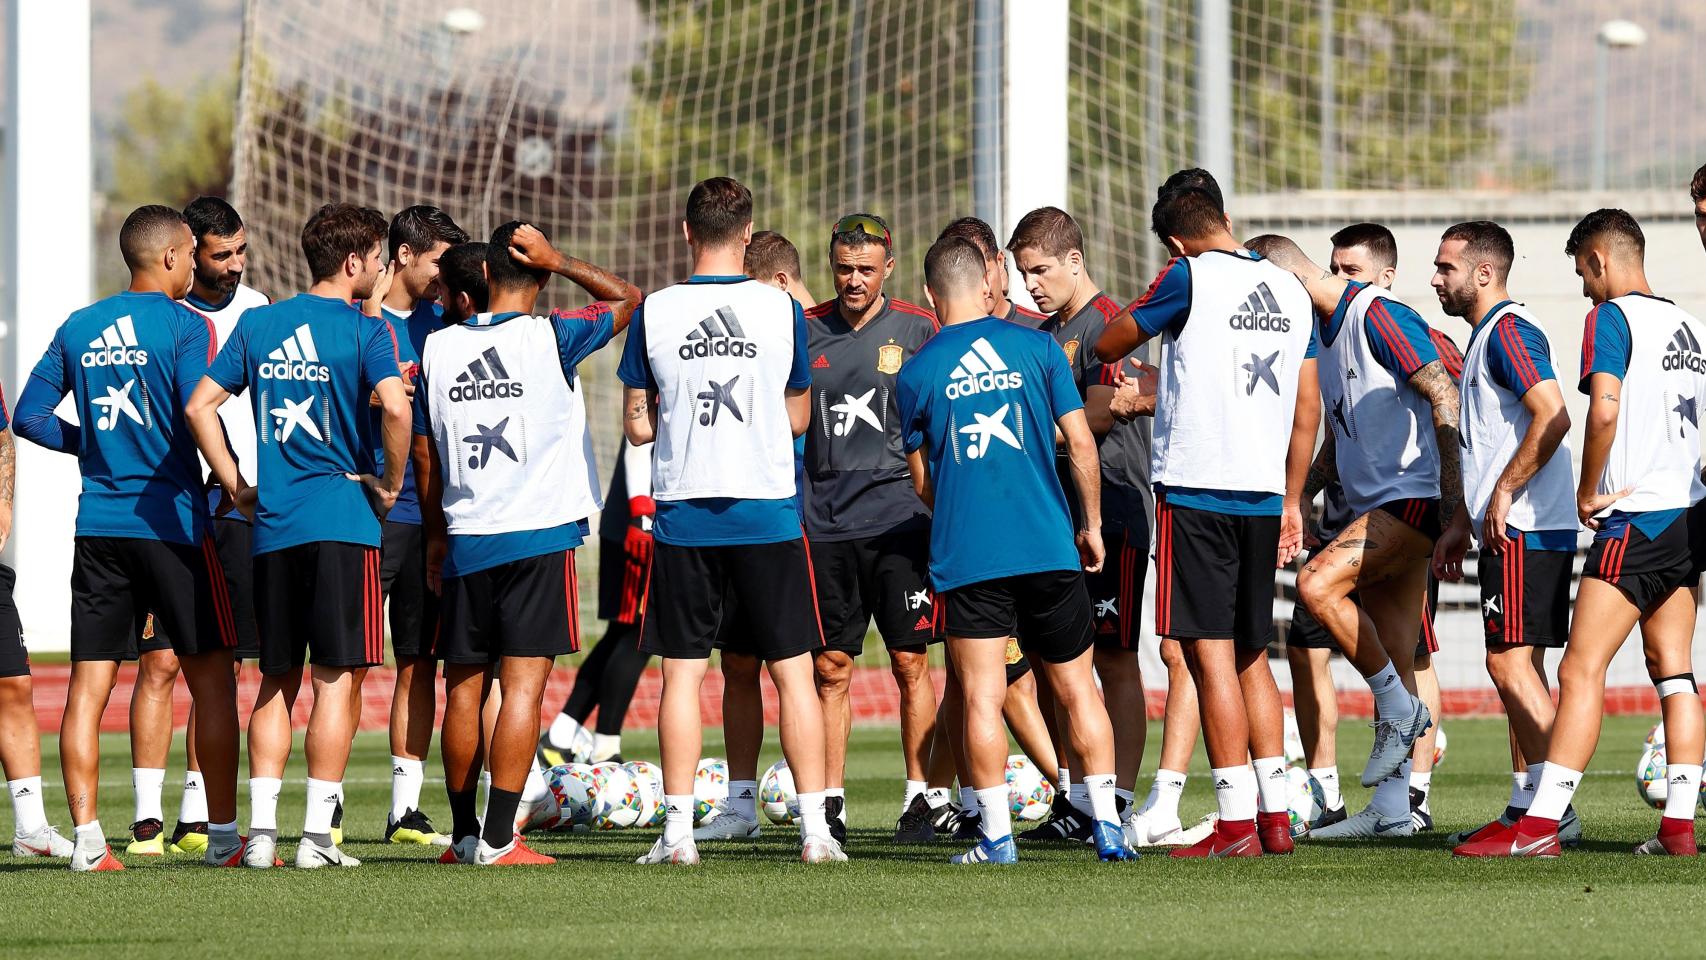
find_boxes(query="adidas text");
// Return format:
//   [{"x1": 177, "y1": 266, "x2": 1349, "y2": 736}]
[
  {"x1": 81, "y1": 345, "x2": 149, "y2": 367},
  {"x1": 1663, "y1": 352, "x2": 1706, "y2": 374},
  {"x1": 678, "y1": 338, "x2": 758, "y2": 360},
  {"x1": 1228, "y1": 314, "x2": 1290, "y2": 333},
  {"x1": 449, "y1": 380, "x2": 524, "y2": 401},
  {"x1": 258, "y1": 359, "x2": 330, "y2": 382},
  {"x1": 946, "y1": 369, "x2": 1022, "y2": 399}
]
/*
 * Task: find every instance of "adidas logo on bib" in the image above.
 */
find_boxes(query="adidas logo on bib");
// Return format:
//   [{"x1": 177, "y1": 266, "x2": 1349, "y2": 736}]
[
  {"x1": 258, "y1": 324, "x2": 330, "y2": 382},
  {"x1": 1663, "y1": 323, "x2": 1706, "y2": 373},
  {"x1": 945, "y1": 337, "x2": 1023, "y2": 399},
  {"x1": 81, "y1": 316, "x2": 149, "y2": 367},
  {"x1": 450, "y1": 347, "x2": 524, "y2": 401},
  {"x1": 679, "y1": 308, "x2": 757, "y2": 359},
  {"x1": 1227, "y1": 283, "x2": 1291, "y2": 332}
]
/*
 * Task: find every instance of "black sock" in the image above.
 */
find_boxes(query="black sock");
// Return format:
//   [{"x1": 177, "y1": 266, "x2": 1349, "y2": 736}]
[
  {"x1": 447, "y1": 788, "x2": 479, "y2": 843},
  {"x1": 482, "y1": 788, "x2": 522, "y2": 848}
]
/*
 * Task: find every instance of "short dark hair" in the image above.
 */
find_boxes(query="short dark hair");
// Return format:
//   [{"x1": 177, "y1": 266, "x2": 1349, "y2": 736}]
[
  {"x1": 120, "y1": 204, "x2": 190, "y2": 270},
  {"x1": 1565, "y1": 207, "x2": 1645, "y2": 259},
  {"x1": 183, "y1": 196, "x2": 243, "y2": 243},
  {"x1": 1440, "y1": 220, "x2": 1515, "y2": 280},
  {"x1": 1158, "y1": 168, "x2": 1224, "y2": 210},
  {"x1": 389, "y1": 205, "x2": 469, "y2": 261},
  {"x1": 923, "y1": 236, "x2": 986, "y2": 297},
  {"x1": 438, "y1": 242, "x2": 489, "y2": 314},
  {"x1": 745, "y1": 231, "x2": 802, "y2": 281},
  {"x1": 938, "y1": 217, "x2": 1000, "y2": 262},
  {"x1": 1329, "y1": 222, "x2": 1398, "y2": 271},
  {"x1": 1006, "y1": 206, "x2": 1084, "y2": 261},
  {"x1": 486, "y1": 221, "x2": 550, "y2": 291},
  {"x1": 1691, "y1": 163, "x2": 1706, "y2": 204},
  {"x1": 1150, "y1": 188, "x2": 1225, "y2": 244},
  {"x1": 301, "y1": 203, "x2": 388, "y2": 282},
  {"x1": 685, "y1": 177, "x2": 753, "y2": 248},
  {"x1": 831, "y1": 212, "x2": 892, "y2": 256}
]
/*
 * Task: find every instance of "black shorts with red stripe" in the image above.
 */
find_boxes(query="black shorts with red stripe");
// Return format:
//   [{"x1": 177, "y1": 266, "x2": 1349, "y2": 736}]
[
  {"x1": 254, "y1": 540, "x2": 384, "y2": 675},
  {"x1": 1415, "y1": 573, "x2": 1441, "y2": 657},
  {"x1": 1154, "y1": 499, "x2": 1279, "y2": 651},
  {"x1": 0, "y1": 565, "x2": 27, "y2": 678},
  {"x1": 71, "y1": 536, "x2": 237, "y2": 662},
  {"x1": 1476, "y1": 536, "x2": 1572, "y2": 648},
  {"x1": 1375, "y1": 497, "x2": 1441, "y2": 541},
  {"x1": 380, "y1": 520, "x2": 437, "y2": 660},
  {"x1": 942, "y1": 570, "x2": 1094, "y2": 664},
  {"x1": 1585, "y1": 512, "x2": 1696, "y2": 615},
  {"x1": 438, "y1": 550, "x2": 580, "y2": 664},
  {"x1": 809, "y1": 528, "x2": 938, "y2": 654},
  {"x1": 1087, "y1": 520, "x2": 1148, "y2": 651},
  {"x1": 641, "y1": 538, "x2": 826, "y2": 662},
  {"x1": 597, "y1": 534, "x2": 649, "y2": 625}
]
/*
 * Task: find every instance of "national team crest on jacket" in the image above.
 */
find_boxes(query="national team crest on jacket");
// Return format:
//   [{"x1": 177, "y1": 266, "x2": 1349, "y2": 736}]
[
  {"x1": 876, "y1": 342, "x2": 904, "y2": 375},
  {"x1": 1062, "y1": 339, "x2": 1079, "y2": 365}
]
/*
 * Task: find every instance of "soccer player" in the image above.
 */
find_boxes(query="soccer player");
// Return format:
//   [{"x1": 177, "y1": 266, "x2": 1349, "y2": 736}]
[
  {"x1": 416, "y1": 222, "x2": 640, "y2": 866},
  {"x1": 1692, "y1": 163, "x2": 1706, "y2": 251},
  {"x1": 187, "y1": 202, "x2": 411, "y2": 869},
  {"x1": 15, "y1": 205, "x2": 242, "y2": 871},
  {"x1": 1094, "y1": 187, "x2": 1319, "y2": 858},
  {"x1": 899, "y1": 234, "x2": 1130, "y2": 865},
  {"x1": 373, "y1": 204, "x2": 469, "y2": 847},
  {"x1": 1008, "y1": 205, "x2": 1153, "y2": 842},
  {"x1": 938, "y1": 217, "x2": 1047, "y2": 327},
  {"x1": 620, "y1": 177, "x2": 840, "y2": 865},
  {"x1": 801, "y1": 212, "x2": 940, "y2": 845},
  {"x1": 1246, "y1": 233, "x2": 1460, "y2": 840},
  {"x1": 1421, "y1": 221, "x2": 1580, "y2": 853},
  {"x1": 1460, "y1": 209, "x2": 1705, "y2": 858}
]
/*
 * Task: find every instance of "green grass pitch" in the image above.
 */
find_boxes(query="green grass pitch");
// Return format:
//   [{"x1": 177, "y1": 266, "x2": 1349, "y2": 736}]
[{"x1": 2, "y1": 715, "x2": 1704, "y2": 958}]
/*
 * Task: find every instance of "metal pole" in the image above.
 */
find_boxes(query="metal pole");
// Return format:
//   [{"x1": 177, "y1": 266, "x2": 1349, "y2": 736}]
[
  {"x1": 973, "y1": 0, "x2": 1002, "y2": 231},
  {"x1": 1591, "y1": 40, "x2": 1608, "y2": 191},
  {"x1": 1196, "y1": 0, "x2": 1233, "y2": 190},
  {"x1": 1319, "y1": 0, "x2": 1335, "y2": 189},
  {"x1": 849, "y1": 0, "x2": 868, "y2": 207}
]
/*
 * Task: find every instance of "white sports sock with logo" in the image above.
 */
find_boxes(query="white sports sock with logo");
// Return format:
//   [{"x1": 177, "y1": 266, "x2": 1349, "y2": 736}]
[
  {"x1": 179, "y1": 770, "x2": 208, "y2": 824},
  {"x1": 1057, "y1": 768, "x2": 1071, "y2": 797},
  {"x1": 1309, "y1": 766, "x2": 1341, "y2": 810},
  {"x1": 390, "y1": 756, "x2": 424, "y2": 821},
  {"x1": 9, "y1": 777, "x2": 47, "y2": 835},
  {"x1": 1365, "y1": 662, "x2": 1412, "y2": 720},
  {"x1": 1145, "y1": 769, "x2": 1187, "y2": 819},
  {"x1": 303, "y1": 778, "x2": 341, "y2": 836},
  {"x1": 903, "y1": 779, "x2": 927, "y2": 810},
  {"x1": 1083, "y1": 773, "x2": 1117, "y2": 824},
  {"x1": 249, "y1": 777, "x2": 282, "y2": 831},
  {"x1": 73, "y1": 820, "x2": 105, "y2": 852},
  {"x1": 797, "y1": 790, "x2": 830, "y2": 842},
  {"x1": 132, "y1": 767, "x2": 165, "y2": 823},
  {"x1": 1410, "y1": 770, "x2": 1433, "y2": 813},
  {"x1": 1509, "y1": 770, "x2": 1533, "y2": 810},
  {"x1": 1370, "y1": 758, "x2": 1411, "y2": 819},
  {"x1": 1068, "y1": 781, "x2": 1092, "y2": 816},
  {"x1": 727, "y1": 780, "x2": 758, "y2": 821},
  {"x1": 959, "y1": 785, "x2": 978, "y2": 812},
  {"x1": 975, "y1": 785, "x2": 1012, "y2": 842},
  {"x1": 1664, "y1": 764, "x2": 1702, "y2": 821},
  {"x1": 923, "y1": 787, "x2": 951, "y2": 810},
  {"x1": 547, "y1": 713, "x2": 584, "y2": 750},
  {"x1": 1527, "y1": 764, "x2": 1581, "y2": 821},
  {"x1": 663, "y1": 793, "x2": 694, "y2": 845},
  {"x1": 1253, "y1": 757, "x2": 1288, "y2": 814},
  {"x1": 1211, "y1": 765, "x2": 1257, "y2": 822}
]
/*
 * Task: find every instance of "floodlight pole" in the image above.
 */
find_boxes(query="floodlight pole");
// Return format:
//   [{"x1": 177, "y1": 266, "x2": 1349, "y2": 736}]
[
  {"x1": 1197, "y1": 0, "x2": 1233, "y2": 193},
  {"x1": 998, "y1": 1, "x2": 1069, "y2": 309}
]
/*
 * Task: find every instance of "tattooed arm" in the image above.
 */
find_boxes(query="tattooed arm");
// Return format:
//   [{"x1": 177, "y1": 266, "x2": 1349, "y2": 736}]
[
  {"x1": 1304, "y1": 423, "x2": 1338, "y2": 502},
  {"x1": 623, "y1": 387, "x2": 656, "y2": 445},
  {"x1": 1409, "y1": 359, "x2": 1464, "y2": 525},
  {"x1": 1576, "y1": 373, "x2": 1628, "y2": 527},
  {"x1": 0, "y1": 428, "x2": 12, "y2": 550}
]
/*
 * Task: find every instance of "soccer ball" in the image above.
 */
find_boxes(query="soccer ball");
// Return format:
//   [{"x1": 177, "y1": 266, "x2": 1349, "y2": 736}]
[
  {"x1": 545, "y1": 763, "x2": 597, "y2": 831},
  {"x1": 1005, "y1": 754, "x2": 1055, "y2": 821},
  {"x1": 1637, "y1": 743, "x2": 1668, "y2": 808},
  {"x1": 760, "y1": 760, "x2": 800, "y2": 825},
  {"x1": 1282, "y1": 708, "x2": 1305, "y2": 764},
  {"x1": 694, "y1": 758, "x2": 730, "y2": 825},
  {"x1": 1432, "y1": 726, "x2": 1449, "y2": 768},
  {"x1": 625, "y1": 760, "x2": 666, "y2": 828},
  {"x1": 589, "y1": 763, "x2": 644, "y2": 830},
  {"x1": 1647, "y1": 722, "x2": 1667, "y2": 748},
  {"x1": 1285, "y1": 765, "x2": 1323, "y2": 836}
]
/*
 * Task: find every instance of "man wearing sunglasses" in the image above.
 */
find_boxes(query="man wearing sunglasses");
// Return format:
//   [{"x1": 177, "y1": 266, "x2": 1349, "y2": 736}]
[{"x1": 803, "y1": 213, "x2": 943, "y2": 845}]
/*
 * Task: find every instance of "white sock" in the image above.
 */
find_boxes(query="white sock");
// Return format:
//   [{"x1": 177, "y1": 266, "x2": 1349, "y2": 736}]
[
  {"x1": 132, "y1": 767, "x2": 166, "y2": 823},
  {"x1": 1510, "y1": 770, "x2": 1534, "y2": 810},
  {"x1": 73, "y1": 820, "x2": 105, "y2": 850},
  {"x1": 1211, "y1": 765, "x2": 1257, "y2": 822},
  {"x1": 479, "y1": 768, "x2": 492, "y2": 808},
  {"x1": 1410, "y1": 770, "x2": 1433, "y2": 813},
  {"x1": 304, "y1": 778, "x2": 341, "y2": 836},
  {"x1": 179, "y1": 770, "x2": 208, "y2": 824},
  {"x1": 1083, "y1": 773, "x2": 1117, "y2": 824},
  {"x1": 798, "y1": 790, "x2": 829, "y2": 842},
  {"x1": 8, "y1": 777, "x2": 48, "y2": 835},
  {"x1": 975, "y1": 784, "x2": 1012, "y2": 841},
  {"x1": 1253, "y1": 756, "x2": 1289, "y2": 815},
  {"x1": 249, "y1": 777, "x2": 282, "y2": 831},
  {"x1": 1527, "y1": 764, "x2": 1581, "y2": 820},
  {"x1": 547, "y1": 713, "x2": 583, "y2": 750},
  {"x1": 390, "y1": 756, "x2": 424, "y2": 821},
  {"x1": 1370, "y1": 758, "x2": 1411, "y2": 818},
  {"x1": 1365, "y1": 662, "x2": 1412, "y2": 719},
  {"x1": 728, "y1": 780, "x2": 758, "y2": 821},
  {"x1": 591, "y1": 733, "x2": 621, "y2": 761},
  {"x1": 663, "y1": 793, "x2": 694, "y2": 845},
  {"x1": 959, "y1": 786, "x2": 978, "y2": 811},
  {"x1": 1309, "y1": 766, "x2": 1341, "y2": 809},
  {"x1": 903, "y1": 779, "x2": 927, "y2": 809},
  {"x1": 1665, "y1": 763, "x2": 1702, "y2": 821},
  {"x1": 1145, "y1": 769, "x2": 1187, "y2": 819},
  {"x1": 1057, "y1": 768, "x2": 1071, "y2": 796},
  {"x1": 521, "y1": 756, "x2": 550, "y2": 803},
  {"x1": 923, "y1": 787, "x2": 951, "y2": 810},
  {"x1": 1068, "y1": 781, "x2": 1091, "y2": 816}
]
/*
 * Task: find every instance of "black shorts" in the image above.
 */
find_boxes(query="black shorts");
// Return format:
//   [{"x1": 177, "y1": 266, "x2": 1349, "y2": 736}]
[
  {"x1": 380, "y1": 520, "x2": 437, "y2": 660},
  {"x1": 1087, "y1": 520, "x2": 1148, "y2": 651},
  {"x1": 1585, "y1": 514, "x2": 1696, "y2": 615},
  {"x1": 438, "y1": 550, "x2": 580, "y2": 665},
  {"x1": 210, "y1": 518, "x2": 259, "y2": 659},
  {"x1": 641, "y1": 539, "x2": 825, "y2": 662},
  {"x1": 596, "y1": 536, "x2": 649, "y2": 625},
  {"x1": 71, "y1": 536, "x2": 237, "y2": 662},
  {"x1": 942, "y1": 570, "x2": 1094, "y2": 665},
  {"x1": 0, "y1": 566, "x2": 26, "y2": 678},
  {"x1": 1376, "y1": 497, "x2": 1441, "y2": 542},
  {"x1": 1154, "y1": 500, "x2": 1278, "y2": 651},
  {"x1": 1416, "y1": 574, "x2": 1441, "y2": 658},
  {"x1": 1004, "y1": 639, "x2": 1032, "y2": 683},
  {"x1": 809, "y1": 529, "x2": 937, "y2": 653},
  {"x1": 254, "y1": 541, "x2": 384, "y2": 675},
  {"x1": 1477, "y1": 538, "x2": 1572, "y2": 648}
]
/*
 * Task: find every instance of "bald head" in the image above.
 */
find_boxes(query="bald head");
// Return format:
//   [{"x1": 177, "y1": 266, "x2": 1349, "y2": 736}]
[{"x1": 1245, "y1": 234, "x2": 1315, "y2": 274}]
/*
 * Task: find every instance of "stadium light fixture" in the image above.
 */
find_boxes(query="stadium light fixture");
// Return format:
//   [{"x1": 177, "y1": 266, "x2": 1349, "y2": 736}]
[
  {"x1": 1597, "y1": 19, "x2": 1648, "y2": 48},
  {"x1": 442, "y1": 7, "x2": 486, "y2": 35},
  {"x1": 1591, "y1": 19, "x2": 1647, "y2": 190}
]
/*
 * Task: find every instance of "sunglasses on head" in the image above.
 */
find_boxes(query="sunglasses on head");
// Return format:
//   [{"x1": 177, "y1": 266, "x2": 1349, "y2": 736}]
[{"x1": 832, "y1": 215, "x2": 891, "y2": 246}]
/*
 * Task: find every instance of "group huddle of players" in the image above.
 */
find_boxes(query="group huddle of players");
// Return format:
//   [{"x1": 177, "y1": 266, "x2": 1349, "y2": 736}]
[{"x1": 4, "y1": 161, "x2": 1706, "y2": 870}]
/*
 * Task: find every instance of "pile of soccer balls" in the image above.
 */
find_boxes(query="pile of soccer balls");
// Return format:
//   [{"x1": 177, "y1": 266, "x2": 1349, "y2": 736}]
[
  {"x1": 541, "y1": 758, "x2": 731, "y2": 832},
  {"x1": 1633, "y1": 722, "x2": 1706, "y2": 809}
]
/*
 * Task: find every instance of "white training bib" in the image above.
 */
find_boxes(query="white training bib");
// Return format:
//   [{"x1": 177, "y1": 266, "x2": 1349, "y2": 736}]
[
  {"x1": 185, "y1": 283, "x2": 270, "y2": 490},
  {"x1": 1588, "y1": 293, "x2": 1706, "y2": 515}
]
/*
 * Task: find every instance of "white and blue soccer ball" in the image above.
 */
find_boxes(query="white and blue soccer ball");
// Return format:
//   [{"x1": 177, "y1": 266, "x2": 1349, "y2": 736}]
[
  {"x1": 1646, "y1": 722, "x2": 1667, "y2": 748},
  {"x1": 760, "y1": 760, "x2": 800, "y2": 825},
  {"x1": 1282, "y1": 709, "x2": 1306, "y2": 764},
  {"x1": 545, "y1": 763, "x2": 597, "y2": 831},
  {"x1": 625, "y1": 760, "x2": 666, "y2": 828},
  {"x1": 1285, "y1": 766, "x2": 1323, "y2": 837},
  {"x1": 694, "y1": 758, "x2": 730, "y2": 826},
  {"x1": 1637, "y1": 743, "x2": 1668, "y2": 809},
  {"x1": 589, "y1": 762, "x2": 644, "y2": 830},
  {"x1": 1005, "y1": 754, "x2": 1055, "y2": 822}
]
